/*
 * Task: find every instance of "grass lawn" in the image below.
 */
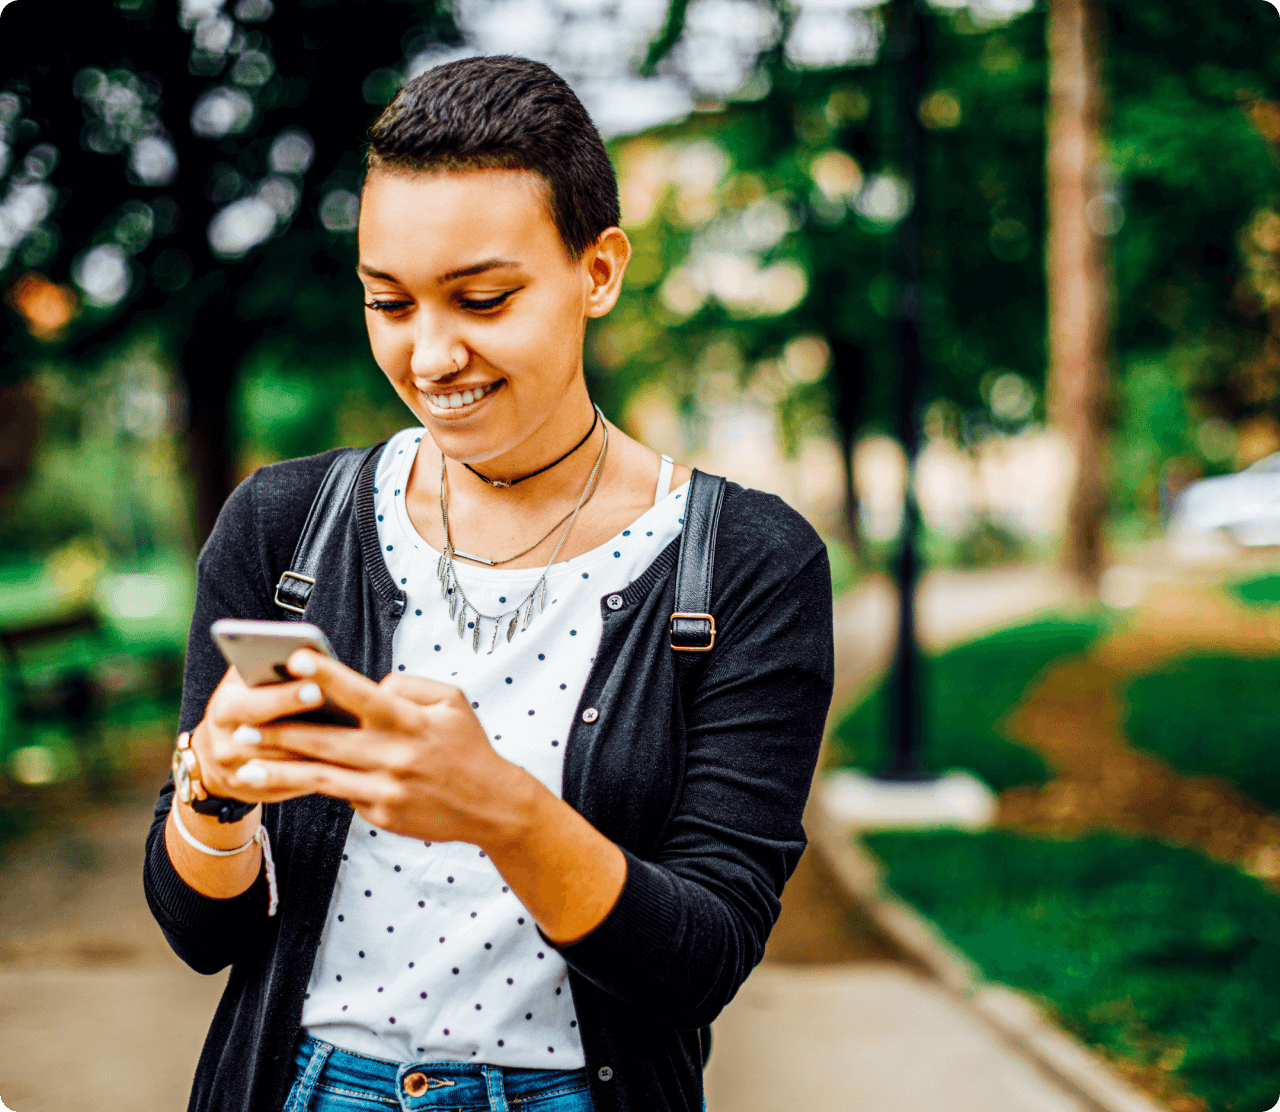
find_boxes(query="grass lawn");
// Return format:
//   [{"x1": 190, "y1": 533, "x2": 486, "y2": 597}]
[
  {"x1": 828, "y1": 617, "x2": 1108, "y2": 791},
  {"x1": 1124, "y1": 655, "x2": 1280, "y2": 813},
  {"x1": 1230, "y1": 574, "x2": 1280, "y2": 607},
  {"x1": 864, "y1": 828, "x2": 1280, "y2": 1112}
]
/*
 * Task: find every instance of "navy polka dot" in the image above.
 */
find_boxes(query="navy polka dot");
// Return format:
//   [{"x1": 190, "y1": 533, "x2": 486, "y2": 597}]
[
  {"x1": 386, "y1": 545, "x2": 393, "y2": 551},
  {"x1": 452, "y1": 968, "x2": 459, "y2": 974},
  {"x1": 401, "y1": 578, "x2": 407, "y2": 584},
  {"x1": 485, "y1": 942, "x2": 492, "y2": 949},
  {"x1": 475, "y1": 1003, "x2": 482, "y2": 1010},
  {"x1": 336, "y1": 975, "x2": 341, "y2": 981},
  {"x1": 526, "y1": 1013, "x2": 533, "y2": 1020},
  {"x1": 507, "y1": 977, "x2": 513, "y2": 984},
  {"x1": 421, "y1": 991, "x2": 427, "y2": 999},
  {"x1": 498, "y1": 1040, "x2": 505, "y2": 1047},
  {"x1": 448, "y1": 877, "x2": 454, "y2": 883},
  {"x1": 528, "y1": 709, "x2": 534, "y2": 715},
  {"x1": 472, "y1": 701, "x2": 479, "y2": 708},
  {"x1": 556, "y1": 987, "x2": 561, "y2": 995},
  {"x1": 377, "y1": 514, "x2": 383, "y2": 521},
  {"x1": 394, "y1": 865, "x2": 401, "y2": 872},
  {"x1": 623, "y1": 530, "x2": 630, "y2": 536},
  {"x1": 467, "y1": 622, "x2": 474, "y2": 629},
  {"x1": 560, "y1": 683, "x2": 566, "y2": 689},
  {"x1": 387, "y1": 926, "x2": 394, "y2": 933},
  {"x1": 434, "y1": 645, "x2": 440, "y2": 650},
  {"x1": 416, "y1": 609, "x2": 422, "y2": 616},
  {"x1": 551, "y1": 740, "x2": 559, "y2": 746},
  {"x1": 337, "y1": 915, "x2": 344, "y2": 921},
  {"x1": 419, "y1": 900, "x2": 425, "y2": 907},
  {"x1": 505, "y1": 677, "x2": 513, "y2": 684},
  {"x1": 646, "y1": 531, "x2": 653, "y2": 536},
  {"x1": 370, "y1": 831, "x2": 377, "y2": 837},
  {"x1": 365, "y1": 890, "x2": 372, "y2": 896},
  {"x1": 359, "y1": 951, "x2": 365, "y2": 958},
  {"x1": 614, "y1": 551, "x2": 620, "y2": 557},
  {"x1": 499, "y1": 596, "x2": 506, "y2": 603},
  {"x1": 582, "y1": 573, "x2": 589, "y2": 579},
  {"x1": 570, "y1": 630, "x2": 577, "y2": 636},
  {"x1": 518, "y1": 917, "x2": 525, "y2": 924},
  {"x1": 399, "y1": 664, "x2": 405, "y2": 671},
  {"x1": 538, "y1": 654, "x2": 545, "y2": 660}
]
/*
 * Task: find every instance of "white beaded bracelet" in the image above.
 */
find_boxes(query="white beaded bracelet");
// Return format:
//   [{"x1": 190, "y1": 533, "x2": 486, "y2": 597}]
[{"x1": 171, "y1": 799, "x2": 278, "y2": 917}]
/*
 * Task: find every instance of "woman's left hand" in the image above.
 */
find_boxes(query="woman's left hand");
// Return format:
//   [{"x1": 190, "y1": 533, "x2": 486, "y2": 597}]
[{"x1": 233, "y1": 649, "x2": 536, "y2": 846}]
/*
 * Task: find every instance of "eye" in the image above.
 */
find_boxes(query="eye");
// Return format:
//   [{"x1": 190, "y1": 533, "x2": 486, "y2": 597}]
[
  {"x1": 364, "y1": 299, "x2": 411, "y2": 313},
  {"x1": 459, "y1": 290, "x2": 516, "y2": 312}
]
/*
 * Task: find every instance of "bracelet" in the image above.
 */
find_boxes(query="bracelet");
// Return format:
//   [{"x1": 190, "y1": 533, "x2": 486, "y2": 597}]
[{"x1": 171, "y1": 800, "x2": 278, "y2": 917}]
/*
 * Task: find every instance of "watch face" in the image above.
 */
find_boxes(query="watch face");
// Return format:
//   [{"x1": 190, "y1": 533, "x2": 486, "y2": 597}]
[{"x1": 172, "y1": 748, "x2": 192, "y2": 804}]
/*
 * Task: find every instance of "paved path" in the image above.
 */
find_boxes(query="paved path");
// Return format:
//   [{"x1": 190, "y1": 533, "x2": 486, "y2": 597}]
[{"x1": 0, "y1": 565, "x2": 1095, "y2": 1112}]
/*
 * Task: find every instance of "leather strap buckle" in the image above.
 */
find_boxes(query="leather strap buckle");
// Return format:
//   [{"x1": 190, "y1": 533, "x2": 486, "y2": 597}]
[
  {"x1": 274, "y1": 570, "x2": 315, "y2": 615},
  {"x1": 670, "y1": 612, "x2": 716, "y2": 652}
]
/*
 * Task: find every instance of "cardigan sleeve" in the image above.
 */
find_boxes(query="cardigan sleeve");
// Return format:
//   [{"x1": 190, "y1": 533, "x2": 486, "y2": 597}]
[
  {"x1": 142, "y1": 452, "x2": 335, "y2": 974},
  {"x1": 547, "y1": 521, "x2": 834, "y2": 1028}
]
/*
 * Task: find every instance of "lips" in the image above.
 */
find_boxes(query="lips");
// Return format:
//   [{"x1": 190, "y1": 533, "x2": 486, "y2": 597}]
[{"x1": 425, "y1": 380, "x2": 500, "y2": 411}]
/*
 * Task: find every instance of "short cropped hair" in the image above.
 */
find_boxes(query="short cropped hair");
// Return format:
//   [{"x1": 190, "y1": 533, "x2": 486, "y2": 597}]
[{"x1": 366, "y1": 56, "x2": 620, "y2": 258}]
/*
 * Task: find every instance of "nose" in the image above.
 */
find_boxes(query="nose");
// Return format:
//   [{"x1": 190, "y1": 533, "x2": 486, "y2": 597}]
[{"x1": 409, "y1": 311, "x2": 468, "y2": 383}]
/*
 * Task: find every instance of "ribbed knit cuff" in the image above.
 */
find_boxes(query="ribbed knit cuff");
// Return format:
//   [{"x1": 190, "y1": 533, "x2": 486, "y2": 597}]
[
  {"x1": 537, "y1": 847, "x2": 682, "y2": 976},
  {"x1": 146, "y1": 814, "x2": 268, "y2": 931}
]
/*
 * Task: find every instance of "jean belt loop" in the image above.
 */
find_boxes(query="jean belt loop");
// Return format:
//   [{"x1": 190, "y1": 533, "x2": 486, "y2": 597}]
[{"x1": 286, "y1": 1037, "x2": 334, "y2": 1112}]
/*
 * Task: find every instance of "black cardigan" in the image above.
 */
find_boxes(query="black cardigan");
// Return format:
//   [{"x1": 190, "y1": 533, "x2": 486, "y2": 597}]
[{"x1": 143, "y1": 444, "x2": 834, "y2": 1112}]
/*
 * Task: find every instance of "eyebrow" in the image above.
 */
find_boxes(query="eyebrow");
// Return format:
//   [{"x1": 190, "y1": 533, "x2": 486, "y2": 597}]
[{"x1": 356, "y1": 259, "x2": 521, "y2": 285}]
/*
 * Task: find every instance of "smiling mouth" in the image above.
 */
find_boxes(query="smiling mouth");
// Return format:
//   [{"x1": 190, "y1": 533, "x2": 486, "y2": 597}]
[{"x1": 424, "y1": 380, "x2": 501, "y2": 412}]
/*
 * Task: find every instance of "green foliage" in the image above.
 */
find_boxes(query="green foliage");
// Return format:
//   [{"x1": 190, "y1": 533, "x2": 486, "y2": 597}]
[
  {"x1": 829, "y1": 616, "x2": 1107, "y2": 790},
  {"x1": 1124, "y1": 655, "x2": 1280, "y2": 813},
  {"x1": 1231, "y1": 574, "x2": 1280, "y2": 607},
  {"x1": 864, "y1": 829, "x2": 1280, "y2": 1112}
]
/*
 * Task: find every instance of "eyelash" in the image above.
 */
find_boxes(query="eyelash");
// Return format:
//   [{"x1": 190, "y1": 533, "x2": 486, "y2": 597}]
[{"x1": 363, "y1": 291, "x2": 516, "y2": 314}]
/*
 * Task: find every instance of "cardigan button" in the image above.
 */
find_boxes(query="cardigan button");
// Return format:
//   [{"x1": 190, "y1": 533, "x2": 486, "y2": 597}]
[
  {"x1": 597, "y1": 1066, "x2": 614, "y2": 1081},
  {"x1": 606, "y1": 594, "x2": 624, "y2": 610},
  {"x1": 581, "y1": 707, "x2": 599, "y2": 723}
]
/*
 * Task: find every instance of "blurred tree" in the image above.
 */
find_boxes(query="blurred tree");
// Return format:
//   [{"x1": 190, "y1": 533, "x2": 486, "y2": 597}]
[
  {"x1": 0, "y1": 0, "x2": 458, "y2": 541},
  {"x1": 1046, "y1": 0, "x2": 1109, "y2": 590}
]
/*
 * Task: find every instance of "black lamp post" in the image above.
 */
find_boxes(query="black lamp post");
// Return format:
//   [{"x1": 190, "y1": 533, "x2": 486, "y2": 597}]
[{"x1": 878, "y1": 0, "x2": 934, "y2": 784}]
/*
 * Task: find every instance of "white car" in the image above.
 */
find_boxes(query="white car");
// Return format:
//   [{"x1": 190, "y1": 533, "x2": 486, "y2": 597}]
[{"x1": 1169, "y1": 452, "x2": 1280, "y2": 546}]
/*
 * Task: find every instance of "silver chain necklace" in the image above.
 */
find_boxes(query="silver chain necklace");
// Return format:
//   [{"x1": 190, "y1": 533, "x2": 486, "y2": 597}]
[{"x1": 436, "y1": 413, "x2": 609, "y2": 653}]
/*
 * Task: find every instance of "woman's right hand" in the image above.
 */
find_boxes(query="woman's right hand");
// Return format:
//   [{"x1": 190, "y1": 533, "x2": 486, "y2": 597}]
[{"x1": 190, "y1": 666, "x2": 331, "y2": 805}]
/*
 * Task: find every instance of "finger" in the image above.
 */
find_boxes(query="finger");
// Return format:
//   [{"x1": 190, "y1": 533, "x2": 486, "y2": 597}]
[
  {"x1": 378, "y1": 673, "x2": 465, "y2": 707},
  {"x1": 284, "y1": 651, "x2": 402, "y2": 727},
  {"x1": 255, "y1": 723, "x2": 397, "y2": 770},
  {"x1": 234, "y1": 757, "x2": 393, "y2": 806},
  {"x1": 209, "y1": 677, "x2": 326, "y2": 728}
]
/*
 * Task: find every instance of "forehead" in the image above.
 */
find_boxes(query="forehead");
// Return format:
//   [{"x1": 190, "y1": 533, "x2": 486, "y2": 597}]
[{"x1": 358, "y1": 168, "x2": 567, "y2": 279}]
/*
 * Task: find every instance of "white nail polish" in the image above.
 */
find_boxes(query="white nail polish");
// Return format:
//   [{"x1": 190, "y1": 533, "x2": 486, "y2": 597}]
[
  {"x1": 291, "y1": 653, "x2": 318, "y2": 677},
  {"x1": 236, "y1": 763, "x2": 268, "y2": 784},
  {"x1": 233, "y1": 725, "x2": 262, "y2": 745},
  {"x1": 298, "y1": 683, "x2": 322, "y2": 705}
]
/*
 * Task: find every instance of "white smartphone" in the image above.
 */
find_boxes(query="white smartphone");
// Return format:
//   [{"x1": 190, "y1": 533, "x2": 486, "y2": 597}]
[{"x1": 210, "y1": 619, "x2": 358, "y2": 726}]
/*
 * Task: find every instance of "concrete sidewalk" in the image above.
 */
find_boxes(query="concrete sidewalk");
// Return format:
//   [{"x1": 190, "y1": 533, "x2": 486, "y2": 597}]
[{"x1": 0, "y1": 565, "x2": 1152, "y2": 1112}]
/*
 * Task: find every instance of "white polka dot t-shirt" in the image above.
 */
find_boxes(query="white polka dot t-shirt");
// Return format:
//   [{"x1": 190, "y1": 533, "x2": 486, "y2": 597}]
[{"x1": 300, "y1": 426, "x2": 687, "y2": 1067}]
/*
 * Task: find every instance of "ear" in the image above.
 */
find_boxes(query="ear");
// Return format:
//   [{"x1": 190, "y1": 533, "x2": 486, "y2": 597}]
[{"x1": 582, "y1": 227, "x2": 631, "y2": 319}]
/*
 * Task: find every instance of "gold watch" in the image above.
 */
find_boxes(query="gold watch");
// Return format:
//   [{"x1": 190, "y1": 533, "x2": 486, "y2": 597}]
[
  {"x1": 171, "y1": 731, "x2": 207, "y2": 804},
  {"x1": 170, "y1": 732, "x2": 257, "y2": 823}
]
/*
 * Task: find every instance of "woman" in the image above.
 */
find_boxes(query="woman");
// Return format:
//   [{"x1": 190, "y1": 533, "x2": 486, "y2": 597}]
[{"x1": 145, "y1": 55, "x2": 834, "y2": 1112}]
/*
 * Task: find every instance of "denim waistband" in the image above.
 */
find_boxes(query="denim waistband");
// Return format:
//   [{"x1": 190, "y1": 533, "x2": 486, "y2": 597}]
[{"x1": 287, "y1": 1034, "x2": 592, "y2": 1111}]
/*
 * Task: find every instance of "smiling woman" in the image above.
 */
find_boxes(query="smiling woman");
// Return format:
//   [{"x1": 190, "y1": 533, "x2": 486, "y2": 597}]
[{"x1": 143, "y1": 54, "x2": 833, "y2": 1112}]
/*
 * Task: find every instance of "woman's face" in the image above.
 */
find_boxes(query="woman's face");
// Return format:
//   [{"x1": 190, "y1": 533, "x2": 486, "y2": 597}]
[{"x1": 357, "y1": 168, "x2": 627, "y2": 466}]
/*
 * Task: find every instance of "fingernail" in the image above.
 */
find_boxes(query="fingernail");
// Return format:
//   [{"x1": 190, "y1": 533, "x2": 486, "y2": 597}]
[
  {"x1": 232, "y1": 725, "x2": 262, "y2": 745},
  {"x1": 289, "y1": 651, "x2": 318, "y2": 677},
  {"x1": 298, "y1": 683, "x2": 322, "y2": 705},
  {"x1": 236, "y1": 763, "x2": 268, "y2": 784}
]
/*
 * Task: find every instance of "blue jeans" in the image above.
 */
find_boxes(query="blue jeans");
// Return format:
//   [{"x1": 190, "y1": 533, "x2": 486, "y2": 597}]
[
  {"x1": 285, "y1": 1035, "x2": 707, "y2": 1112},
  {"x1": 284, "y1": 1035, "x2": 596, "y2": 1111}
]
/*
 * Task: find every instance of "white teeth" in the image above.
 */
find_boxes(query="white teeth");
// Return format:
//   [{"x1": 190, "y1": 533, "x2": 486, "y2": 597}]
[{"x1": 428, "y1": 383, "x2": 495, "y2": 409}]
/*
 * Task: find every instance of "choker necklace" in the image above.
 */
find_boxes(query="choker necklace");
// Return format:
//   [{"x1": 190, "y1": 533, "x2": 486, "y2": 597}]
[
  {"x1": 464, "y1": 406, "x2": 599, "y2": 488},
  {"x1": 437, "y1": 413, "x2": 609, "y2": 653}
]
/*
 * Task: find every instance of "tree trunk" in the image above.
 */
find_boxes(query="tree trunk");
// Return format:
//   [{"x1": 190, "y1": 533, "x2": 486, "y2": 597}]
[
  {"x1": 1046, "y1": 0, "x2": 1110, "y2": 591},
  {"x1": 831, "y1": 338, "x2": 867, "y2": 559},
  {"x1": 179, "y1": 295, "x2": 243, "y2": 546}
]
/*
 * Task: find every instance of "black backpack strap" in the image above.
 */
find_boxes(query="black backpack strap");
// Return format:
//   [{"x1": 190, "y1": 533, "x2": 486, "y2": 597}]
[
  {"x1": 670, "y1": 469, "x2": 727, "y2": 652},
  {"x1": 274, "y1": 445, "x2": 380, "y2": 619}
]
